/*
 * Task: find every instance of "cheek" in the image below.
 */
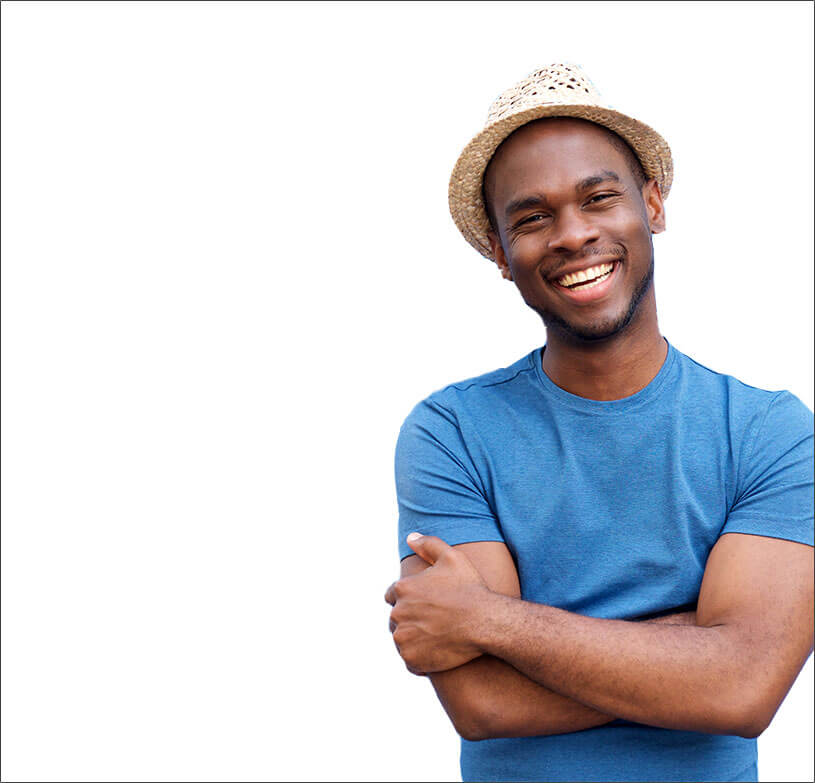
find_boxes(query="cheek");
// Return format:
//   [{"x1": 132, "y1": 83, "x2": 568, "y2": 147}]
[
  {"x1": 506, "y1": 235, "x2": 547, "y2": 271},
  {"x1": 595, "y1": 217, "x2": 649, "y2": 263},
  {"x1": 615, "y1": 209, "x2": 652, "y2": 244}
]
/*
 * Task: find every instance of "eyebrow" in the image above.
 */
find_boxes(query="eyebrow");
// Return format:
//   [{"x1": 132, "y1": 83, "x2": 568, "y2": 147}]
[
  {"x1": 576, "y1": 170, "x2": 621, "y2": 192},
  {"x1": 503, "y1": 170, "x2": 622, "y2": 220}
]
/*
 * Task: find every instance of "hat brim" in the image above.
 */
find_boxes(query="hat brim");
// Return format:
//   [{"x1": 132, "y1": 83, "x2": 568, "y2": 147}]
[{"x1": 448, "y1": 103, "x2": 674, "y2": 261}]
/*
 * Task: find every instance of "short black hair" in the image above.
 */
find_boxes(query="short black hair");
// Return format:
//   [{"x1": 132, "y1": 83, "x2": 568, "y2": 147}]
[{"x1": 482, "y1": 119, "x2": 648, "y2": 233}]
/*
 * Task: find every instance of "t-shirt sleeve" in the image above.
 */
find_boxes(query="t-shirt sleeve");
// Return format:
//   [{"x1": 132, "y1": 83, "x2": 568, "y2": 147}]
[
  {"x1": 394, "y1": 397, "x2": 504, "y2": 561},
  {"x1": 721, "y1": 390, "x2": 814, "y2": 546}
]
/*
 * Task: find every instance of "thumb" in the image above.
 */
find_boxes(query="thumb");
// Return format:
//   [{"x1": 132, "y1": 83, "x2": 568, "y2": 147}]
[{"x1": 406, "y1": 532, "x2": 451, "y2": 565}]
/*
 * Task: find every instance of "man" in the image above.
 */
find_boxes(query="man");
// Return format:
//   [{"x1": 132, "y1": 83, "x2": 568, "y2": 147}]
[{"x1": 385, "y1": 64, "x2": 814, "y2": 783}]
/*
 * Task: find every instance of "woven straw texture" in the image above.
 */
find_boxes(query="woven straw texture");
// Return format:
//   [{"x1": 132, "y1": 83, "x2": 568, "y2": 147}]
[{"x1": 448, "y1": 64, "x2": 673, "y2": 261}]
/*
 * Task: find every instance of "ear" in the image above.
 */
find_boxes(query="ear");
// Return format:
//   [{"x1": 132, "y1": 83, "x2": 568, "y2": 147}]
[
  {"x1": 643, "y1": 179, "x2": 666, "y2": 235},
  {"x1": 488, "y1": 230, "x2": 513, "y2": 281}
]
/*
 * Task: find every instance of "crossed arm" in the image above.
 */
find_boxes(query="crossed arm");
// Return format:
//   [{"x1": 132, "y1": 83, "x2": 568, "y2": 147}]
[
  {"x1": 399, "y1": 541, "x2": 697, "y2": 740},
  {"x1": 386, "y1": 533, "x2": 814, "y2": 741}
]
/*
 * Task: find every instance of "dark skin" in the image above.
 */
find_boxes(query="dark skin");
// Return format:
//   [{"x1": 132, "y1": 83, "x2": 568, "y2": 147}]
[
  {"x1": 388, "y1": 532, "x2": 813, "y2": 737},
  {"x1": 484, "y1": 117, "x2": 667, "y2": 401},
  {"x1": 392, "y1": 540, "x2": 699, "y2": 740},
  {"x1": 386, "y1": 116, "x2": 814, "y2": 741}
]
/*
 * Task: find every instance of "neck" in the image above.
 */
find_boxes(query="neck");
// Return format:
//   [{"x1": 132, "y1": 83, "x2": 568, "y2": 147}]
[{"x1": 541, "y1": 293, "x2": 667, "y2": 401}]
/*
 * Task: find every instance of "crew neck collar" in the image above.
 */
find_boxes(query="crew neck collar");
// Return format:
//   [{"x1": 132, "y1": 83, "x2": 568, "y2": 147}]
[{"x1": 530, "y1": 337, "x2": 678, "y2": 414}]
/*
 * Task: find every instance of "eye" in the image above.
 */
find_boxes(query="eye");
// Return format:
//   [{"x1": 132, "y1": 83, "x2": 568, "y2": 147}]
[
  {"x1": 516, "y1": 214, "x2": 549, "y2": 228},
  {"x1": 587, "y1": 193, "x2": 616, "y2": 204}
]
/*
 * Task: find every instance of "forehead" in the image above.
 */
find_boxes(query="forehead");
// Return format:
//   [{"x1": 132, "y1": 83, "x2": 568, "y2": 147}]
[{"x1": 485, "y1": 118, "x2": 630, "y2": 204}]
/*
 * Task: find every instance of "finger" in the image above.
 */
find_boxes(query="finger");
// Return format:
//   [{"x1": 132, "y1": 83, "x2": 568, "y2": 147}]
[
  {"x1": 406, "y1": 532, "x2": 452, "y2": 565},
  {"x1": 384, "y1": 582, "x2": 397, "y2": 606}
]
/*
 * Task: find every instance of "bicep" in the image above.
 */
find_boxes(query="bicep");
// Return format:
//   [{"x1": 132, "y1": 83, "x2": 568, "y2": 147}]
[
  {"x1": 401, "y1": 540, "x2": 521, "y2": 598},
  {"x1": 696, "y1": 532, "x2": 814, "y2": 729}
]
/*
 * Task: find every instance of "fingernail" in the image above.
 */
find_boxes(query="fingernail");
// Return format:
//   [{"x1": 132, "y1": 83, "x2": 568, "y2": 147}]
[{"x1": 407, "y1": 532, "x2": 422, "y2": 542}]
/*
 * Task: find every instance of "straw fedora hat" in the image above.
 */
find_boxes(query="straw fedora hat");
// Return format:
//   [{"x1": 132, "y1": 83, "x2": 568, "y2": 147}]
[{"x1": 448, "y1": 63, "x2": 673, "y2": 261}]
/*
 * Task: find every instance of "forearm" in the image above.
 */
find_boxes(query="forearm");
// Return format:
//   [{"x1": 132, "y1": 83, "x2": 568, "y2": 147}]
[
  {"x1": 433, "y1": 609, "x2": 697, "y2": 740},
  {"x1": 476, "y1": 595, "x2": 749, "y2": 736},
  {"x1": 430, "y1": 655, "x2": 611, "y2": 741}
]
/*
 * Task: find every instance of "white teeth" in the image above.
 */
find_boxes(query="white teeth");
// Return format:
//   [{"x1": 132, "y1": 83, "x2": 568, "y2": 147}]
[
  {"x1": 558, "y1": 262, "x2": 613, "y2": 288},
  {"x1": 573, "y1": 271, "x2": 611, "y2": 290}
]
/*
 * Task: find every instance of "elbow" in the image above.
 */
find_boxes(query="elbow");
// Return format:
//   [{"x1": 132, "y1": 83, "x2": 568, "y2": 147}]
[
  {"x1": 732, "y1": 714, "x2": 769, "y2": 740},
  {"x1": 441, "y1": 688, "x2": 502, "y2": 742},
  {"x1": 448, "y1": 701, "x2": 496, "y2": 742},
  {"x1": 455, "y1": 719, "x2": 492, "y2": 743},
  {"x1": 736, "y1": 724, "x2": 766, "y2": 740},
  {"x1": 719, "y1": 690, "x2": 773, "y2": 739},
  {"x1": 733, "y1": 709, "x2": 771, "y2": 740}
]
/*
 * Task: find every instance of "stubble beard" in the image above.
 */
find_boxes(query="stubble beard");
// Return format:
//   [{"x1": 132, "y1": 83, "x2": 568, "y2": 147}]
[{"x1": 533, "y1": 256, "x2": 655, "y2": 342}]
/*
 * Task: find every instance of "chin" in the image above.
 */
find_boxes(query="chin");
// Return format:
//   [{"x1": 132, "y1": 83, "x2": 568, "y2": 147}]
[
  {"x1": 538, "y1": 259, "x2": 655, "y2": 343},
  {"x1": 559, "y1": 319, "x2": 629, "y2": 342},
  {"x1": 538, "y1": 307, "x2": 633, "y2": 342}
]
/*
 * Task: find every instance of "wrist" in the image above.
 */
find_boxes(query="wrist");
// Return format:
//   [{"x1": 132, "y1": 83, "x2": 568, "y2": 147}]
[{"x1": 470, "y1": 589, "x2": 517, "y2": 655}]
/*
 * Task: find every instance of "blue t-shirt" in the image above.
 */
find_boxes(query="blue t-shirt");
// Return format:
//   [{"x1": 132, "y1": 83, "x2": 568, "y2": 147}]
[{"x1": 394, "y1": 338, "x2": 814, "y2": 783}]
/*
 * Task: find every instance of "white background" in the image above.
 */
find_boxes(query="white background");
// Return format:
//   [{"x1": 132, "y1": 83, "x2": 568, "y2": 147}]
[{"x1": 2, "y1": 2, "x2": 812, "y2": 781}]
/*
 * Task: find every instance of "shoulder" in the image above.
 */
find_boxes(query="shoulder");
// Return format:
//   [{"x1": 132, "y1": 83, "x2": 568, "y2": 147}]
[
  {"x1": 672, "y1": 345, "x2": 813, "y2": 479},
  {"x1": 399, "y1": 349, "x2": 538, "y2": 431},
  {"x1": 673, "y1": 345, "x2": 813, "y2": 427}
]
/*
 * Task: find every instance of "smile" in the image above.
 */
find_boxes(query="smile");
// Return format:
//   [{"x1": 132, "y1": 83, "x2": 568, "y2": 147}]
[
  {"x1": 553, "y1": 260, "x2": 620, "y2": 303},
  {"x1": 557, "y1": 262, "x2": 614, "y2": 289}
]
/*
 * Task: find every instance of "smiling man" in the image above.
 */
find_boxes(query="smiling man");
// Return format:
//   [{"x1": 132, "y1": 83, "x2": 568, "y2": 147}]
[{"x1": 385, "y1": 64, "x2": 814, "y2": 783}]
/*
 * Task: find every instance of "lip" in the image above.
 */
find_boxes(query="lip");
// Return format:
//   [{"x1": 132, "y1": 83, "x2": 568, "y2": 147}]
[{"x1": 552, "y1": 260, "x2": 621, "y2": 304}]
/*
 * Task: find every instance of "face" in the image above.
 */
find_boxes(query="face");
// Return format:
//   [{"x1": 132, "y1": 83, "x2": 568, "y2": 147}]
[{"x1": 485, "y1": 118, "x2": 666, "y2": 343}]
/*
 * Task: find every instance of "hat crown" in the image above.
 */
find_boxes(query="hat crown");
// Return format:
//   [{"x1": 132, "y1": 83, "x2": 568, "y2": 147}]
[{"x1": 487, "y1": 64, "x2": 602, "y2": 124}]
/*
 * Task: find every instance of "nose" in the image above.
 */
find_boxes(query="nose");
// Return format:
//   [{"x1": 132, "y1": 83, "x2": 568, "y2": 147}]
[{"x1": 546, "y1": 206, "x2": 601, "y2": 254}]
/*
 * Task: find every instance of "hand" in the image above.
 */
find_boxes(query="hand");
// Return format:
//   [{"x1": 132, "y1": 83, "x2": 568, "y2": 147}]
[{"x1": 385, "y1": 533, "x2": 492, "y2": 675}]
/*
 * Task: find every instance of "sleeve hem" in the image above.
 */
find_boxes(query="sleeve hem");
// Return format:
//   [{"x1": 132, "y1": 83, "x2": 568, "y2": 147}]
[
  {"x1": 399, "y1": 535, "x2": 507, "y2": 561},
  {"x1": 719, "y1": 516, "x2": 814, "y2": 547},
  {"x1": 397, "y1": 521, "x2": 506, "y2": 560}
]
